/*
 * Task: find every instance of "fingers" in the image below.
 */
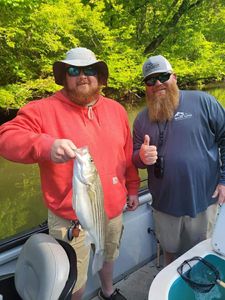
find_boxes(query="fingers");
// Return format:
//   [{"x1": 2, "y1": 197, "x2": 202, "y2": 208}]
[
  {"x1": 144, "y1": 134, "x2": 150, "y2": 146},
  {"x1": 212, "y1": 189, "x2": 218, "y2": 198},
  {"x1": 51, "y1": 139, "x2": 77, "y2": 163},
  {"x1": 212, "y1": 184, "x2": 225, "y2": 204},
  {"x1": 126, "y1": 195, "x2": 139, "y2": 211},
  {"x1": 139, "y1": 135, "x2": 157, "y2": 165},
  {"x1": 218, "y1": 186, "x2": 225, "y2": 204}
]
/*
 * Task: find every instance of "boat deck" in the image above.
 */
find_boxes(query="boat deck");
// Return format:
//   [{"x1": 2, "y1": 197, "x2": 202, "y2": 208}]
[{"x1": 91, "y1": 257, "x2": 163, "y2": 300}]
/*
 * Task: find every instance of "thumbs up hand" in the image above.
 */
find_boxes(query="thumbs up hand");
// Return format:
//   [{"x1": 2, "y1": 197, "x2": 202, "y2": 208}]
[{"x1": 139, "y1": 135, "x2": 158, "y2": 165}]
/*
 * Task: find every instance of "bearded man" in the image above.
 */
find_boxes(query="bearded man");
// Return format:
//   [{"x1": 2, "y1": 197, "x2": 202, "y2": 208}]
[
  {"x1": 0, "y1": 47, "x2": 140, "y2": 300},
  {"x1": 132, "y1": 55, "x2": 225, "y2": 266}
]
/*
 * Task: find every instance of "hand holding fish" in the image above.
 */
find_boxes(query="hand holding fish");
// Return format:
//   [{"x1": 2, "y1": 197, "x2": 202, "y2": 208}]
[
  {"x1": 126, "y1": 195, "x2": 139, "y2": 211},
  {"x1": 51, "y1": 139, "x2": 77, "y2": 163}
]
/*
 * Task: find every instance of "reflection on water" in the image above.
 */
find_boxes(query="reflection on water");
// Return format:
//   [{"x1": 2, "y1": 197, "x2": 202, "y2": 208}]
[
  {"x1": 194, "y1": 287, "x2": 221, "y2": 300},
  {"x1": 0, "y1": 85, "x2": 225, "y2": 240},
  {"x1": 0, "y1": 158, "x2": 46, "y2": 240}
]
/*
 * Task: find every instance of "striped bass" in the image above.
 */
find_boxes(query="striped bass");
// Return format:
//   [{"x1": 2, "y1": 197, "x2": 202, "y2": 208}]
[{"x1": 72, "y1": 146, "x2": 106, "y2": 274}]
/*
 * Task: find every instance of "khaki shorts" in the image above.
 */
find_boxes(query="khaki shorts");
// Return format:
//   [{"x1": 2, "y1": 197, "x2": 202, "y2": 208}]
[
  {"x1": 48, "y1": 210, "x2": 123, "y2": 292},
  {"x1": 152, "y1": 204, "x2": 218, "y2": 254}
]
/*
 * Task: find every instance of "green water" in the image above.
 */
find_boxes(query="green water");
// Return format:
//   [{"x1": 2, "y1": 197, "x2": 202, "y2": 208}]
[
  {"x1": 169, "y1": 254, "x2": 225, "y2": 300},
  {"x1": 0, "y1": 85, "x2": 225, "y2": 240},
  {"x1": 0, "y1": 158, "x2": 46, "y2": 240}
]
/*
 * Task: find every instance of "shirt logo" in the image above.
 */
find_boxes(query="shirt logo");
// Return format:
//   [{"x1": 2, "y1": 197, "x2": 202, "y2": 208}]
[
  {"x1": 174, "y1": 111, "x2": 192, "y2": 121},
  {"x1": 112, "y1": 177, "x2": 119, "y2": 184}
]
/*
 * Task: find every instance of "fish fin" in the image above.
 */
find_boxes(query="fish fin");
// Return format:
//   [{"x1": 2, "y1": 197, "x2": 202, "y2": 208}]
[{"x1": 92, "y1": 250, "x2": 104, "y2": 274}]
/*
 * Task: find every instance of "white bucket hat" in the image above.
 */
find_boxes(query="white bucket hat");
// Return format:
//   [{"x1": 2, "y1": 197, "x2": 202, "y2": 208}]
[
  {"x1": 53, "y1": 47, "x2": 109, "y2": 86},
  {"x1": 142, "y1": 55, "x2": 173, "y2": 81}
]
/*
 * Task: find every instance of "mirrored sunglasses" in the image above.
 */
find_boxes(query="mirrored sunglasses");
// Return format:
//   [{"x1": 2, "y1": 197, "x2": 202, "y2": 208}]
[
  {"x1": 67, "y1": 66, "x2": 97, "y2": 77},
  {"x1": 145, "y1": 73, "x2": 171, "y2": 86}
]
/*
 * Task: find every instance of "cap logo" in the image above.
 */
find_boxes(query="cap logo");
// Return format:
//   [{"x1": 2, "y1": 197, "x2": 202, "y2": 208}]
[{"x1": 145, "y1": 62, "x2": 160, "y2": 72}]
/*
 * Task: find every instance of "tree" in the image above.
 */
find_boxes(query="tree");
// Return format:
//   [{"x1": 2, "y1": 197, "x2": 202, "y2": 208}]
[{"x1": 0, "y1": 0, "x2": 225, "y2": 108}]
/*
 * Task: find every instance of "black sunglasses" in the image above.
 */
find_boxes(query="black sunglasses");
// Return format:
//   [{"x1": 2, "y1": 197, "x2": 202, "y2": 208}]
[
  {"x1": 145, "y1": 73, "x2": 171, "y2": 86},
  {"x1": 67, "y1": 66, "x2": 97, "y2": 77}
]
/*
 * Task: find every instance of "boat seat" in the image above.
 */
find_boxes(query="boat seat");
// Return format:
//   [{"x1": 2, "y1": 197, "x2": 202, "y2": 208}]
[{"x1": 14, "y1": 233, "x2": 77, "y2": 300}]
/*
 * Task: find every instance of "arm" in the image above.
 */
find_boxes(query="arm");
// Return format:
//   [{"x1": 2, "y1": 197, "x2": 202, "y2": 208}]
[
  {"x1": 132, "y1": 116, "x2": 157, "y2": 168},
  {"x1": 208, "y1": 96, "x2": 225, "y2": 186},
  {"x1": 0, "y1": 102, "x2": 76, "y2": 164},
  {"x1": 132, "y1": 116, "x2": 146, "y2": 168},
  {"x1": 208, "y1": 95, "x2": 225, "y2": 202},
  {"x1": 0, "y1": 103, "x2": 53, "y2": 163},
  {"x1": 122, "y1": 113, "x2": 140, "y2": 202}
]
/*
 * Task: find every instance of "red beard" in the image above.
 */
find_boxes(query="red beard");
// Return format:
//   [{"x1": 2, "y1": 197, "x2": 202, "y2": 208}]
[{"x1": 147, "y1": 82, "x2": 179, "y2": 122}]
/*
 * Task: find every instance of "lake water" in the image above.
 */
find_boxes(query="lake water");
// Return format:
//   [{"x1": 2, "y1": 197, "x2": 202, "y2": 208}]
[{"x1": 1, "y1": 85, "x2": 225, "y2": 240}]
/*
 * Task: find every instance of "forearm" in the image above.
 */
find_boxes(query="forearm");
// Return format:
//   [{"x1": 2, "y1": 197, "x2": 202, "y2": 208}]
[
  {"x1": 0, "y1": 101, "x2": 58, "y2": 163},
  {"x1": 0, "y1": 127, "x2": 54, "y2": 163},
  {"x1": 132, "y1": 149, "x2": 147, "y2": 169}
]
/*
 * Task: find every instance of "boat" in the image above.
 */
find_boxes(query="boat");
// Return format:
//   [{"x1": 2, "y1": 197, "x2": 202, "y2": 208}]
[
  {"x1": 149, "y1": 204, "x2": 225, "y2": 300},
  {"x1": 0, "y1": 187, "x2": 160, "y2": 300},
  {"x1": 1, "y1": 181, "x2": 224, "y2": 300}
]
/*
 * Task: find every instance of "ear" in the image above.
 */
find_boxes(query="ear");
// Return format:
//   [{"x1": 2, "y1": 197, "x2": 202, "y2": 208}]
[
  {"x1": 97, "y1": 73, "x2": 107, "y2": 86},
  {"x1": 172, "y1": 73, "x2": 177, "y2": 81}
]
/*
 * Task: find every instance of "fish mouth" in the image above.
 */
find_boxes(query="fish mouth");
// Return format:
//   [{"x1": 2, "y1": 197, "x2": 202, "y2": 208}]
[{"x1": 73, "y1": 146, "x2": 88, "y2": 159}]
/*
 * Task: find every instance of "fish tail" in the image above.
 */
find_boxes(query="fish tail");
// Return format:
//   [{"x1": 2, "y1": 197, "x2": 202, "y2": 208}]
[{"x1": 92, "y1": 250, "x2": 105, "y2": 274}]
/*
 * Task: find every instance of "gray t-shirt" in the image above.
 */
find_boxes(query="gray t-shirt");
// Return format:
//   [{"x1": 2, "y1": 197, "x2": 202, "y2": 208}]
[{"x1": 133, "y1": 90, "x2": 225, "y2": 217}]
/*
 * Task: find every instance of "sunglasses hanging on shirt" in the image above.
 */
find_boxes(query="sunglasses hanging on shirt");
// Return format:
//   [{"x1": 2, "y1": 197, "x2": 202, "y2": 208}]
[{"x1": 154, "y1": 121, "x2": 168, "y2": 179}]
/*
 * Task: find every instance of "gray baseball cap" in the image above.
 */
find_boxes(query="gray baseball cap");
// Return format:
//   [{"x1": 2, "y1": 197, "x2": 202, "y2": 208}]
[
  {"x1": 142, "y1": 55, "x2": 173, "y2": 81},
  {"x1": 53, "y1": 47, "x2": 109, "y2": 86}
]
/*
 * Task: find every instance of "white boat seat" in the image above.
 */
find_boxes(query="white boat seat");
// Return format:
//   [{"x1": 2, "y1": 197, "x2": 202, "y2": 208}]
[{"x1": 14, "y1": 233, "x2": 77, "y2": 300}]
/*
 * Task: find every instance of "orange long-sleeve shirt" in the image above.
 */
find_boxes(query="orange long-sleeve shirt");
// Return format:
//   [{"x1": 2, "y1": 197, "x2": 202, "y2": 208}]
[{"x1": 0, "y1": 91, "x2": 140, "y2": 219}]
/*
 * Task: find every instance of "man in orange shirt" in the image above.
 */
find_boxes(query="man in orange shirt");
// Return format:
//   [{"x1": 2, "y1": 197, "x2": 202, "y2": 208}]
[{"x1": 0, "y1": 47, "x2": 140, "y2": 300}]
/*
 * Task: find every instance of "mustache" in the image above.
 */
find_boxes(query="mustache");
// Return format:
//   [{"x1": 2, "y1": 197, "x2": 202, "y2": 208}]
[{"x1": 77, "y1": 79, "x2": 89, "y2": 85}]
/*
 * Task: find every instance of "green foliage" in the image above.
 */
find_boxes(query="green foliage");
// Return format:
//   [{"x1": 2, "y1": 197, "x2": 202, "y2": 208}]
[
  {"x1": 0, "y1": 89, "x2": 15, "y2": 108},
  {"x1": 0, "y1": 78, "x2": 59, "y2": 109},
  {"x1": 0, "y1": 0, "x2": 225, "y2": 108},
  {"x1": 106, "y1": 47, "x2": 144, "y2": 99}
]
